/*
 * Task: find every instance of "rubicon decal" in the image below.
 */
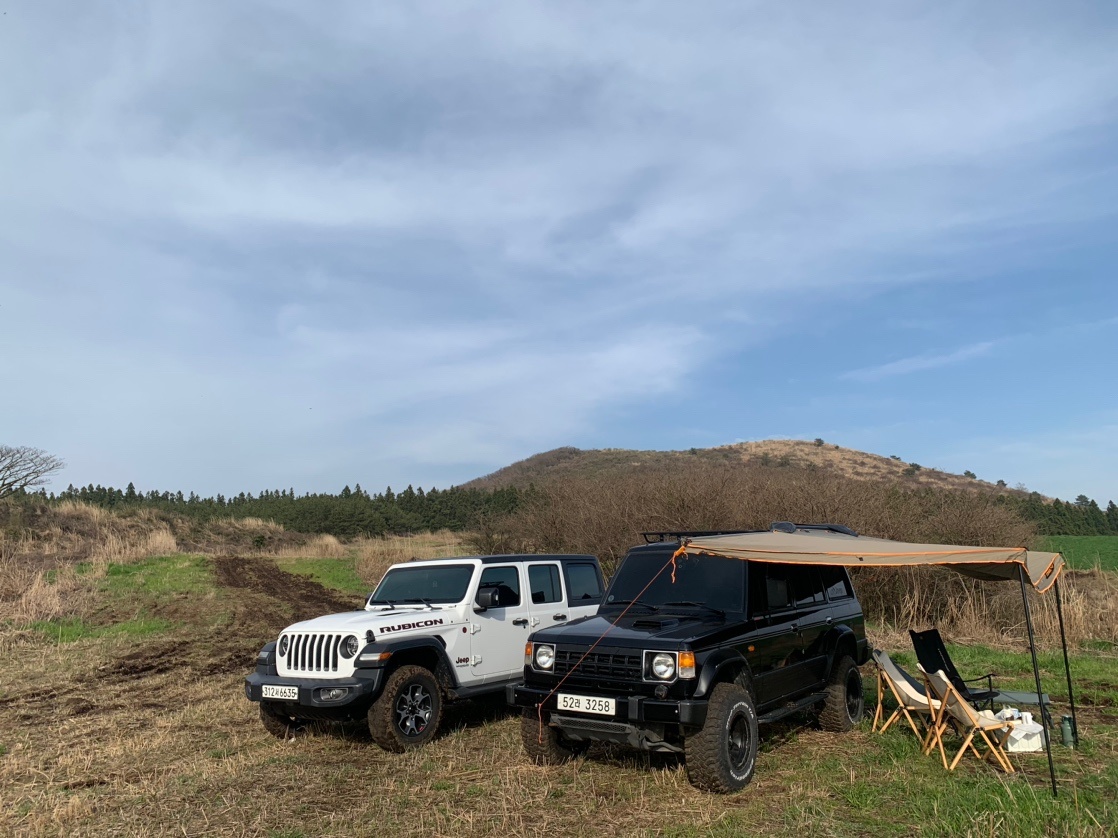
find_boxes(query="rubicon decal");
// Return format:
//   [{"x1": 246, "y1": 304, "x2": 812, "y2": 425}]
[{"x1": 379, "y1": 618, "x2": 445, "y2": 635}]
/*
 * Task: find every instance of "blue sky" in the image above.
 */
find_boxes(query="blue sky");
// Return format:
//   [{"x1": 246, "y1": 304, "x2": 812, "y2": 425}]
[{"x1": 2, "y1": 1, "x2": 1116, "y2": 504}]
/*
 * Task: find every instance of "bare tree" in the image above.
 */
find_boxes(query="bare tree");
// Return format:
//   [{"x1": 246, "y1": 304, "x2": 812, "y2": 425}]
[{"x1": 0, "y1": 446, "x2": 65, "y2": 498}]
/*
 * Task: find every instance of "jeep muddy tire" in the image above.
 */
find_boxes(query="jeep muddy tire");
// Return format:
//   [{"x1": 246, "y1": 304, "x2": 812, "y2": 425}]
[
  {"x1": 684, "y1": 682, "x2": 759, "y2": 793},
  {"x1": 520, "y1": 709, "x2": 590, "y2": 764},
  {"x1": 260, "y1": 702, "x2": 303, "y2": 740},
  {"x1": 818, "y1": 655, "x2": 864, "y2": 732},
  {"x1": 368, "y1": 665, "x2": 443, "y2": 752}
]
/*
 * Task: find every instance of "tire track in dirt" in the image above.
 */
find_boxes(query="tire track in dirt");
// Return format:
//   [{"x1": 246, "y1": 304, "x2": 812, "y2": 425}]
[{"x1": 1, "y1": 556, "x2": 362, "y2": 721}]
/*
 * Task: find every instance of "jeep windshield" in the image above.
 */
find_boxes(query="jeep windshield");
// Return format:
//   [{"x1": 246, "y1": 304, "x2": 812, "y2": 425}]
[
  {"x1": 603, "y1": 552, "x2": 744, "y2": 614},
  {"x1": 369, "y1": 564, "x2": 474, "y2": 606}
]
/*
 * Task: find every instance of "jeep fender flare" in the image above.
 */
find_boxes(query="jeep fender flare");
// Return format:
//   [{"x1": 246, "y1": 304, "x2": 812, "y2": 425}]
[
  {"x1": 356, "y1": 636, "x2": 459, "y2": 690},
  {"x1": 695, "y1": 650, "x2": 755, "y2": 701},
  {"x1": 821, "y1": 625, "x2": 858, "y2": 680}
]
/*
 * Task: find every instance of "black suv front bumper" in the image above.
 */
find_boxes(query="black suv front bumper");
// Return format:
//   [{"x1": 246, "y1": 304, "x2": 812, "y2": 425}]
[{"x1": 509, "y1": 683, "x2": 706, "y2": 732}]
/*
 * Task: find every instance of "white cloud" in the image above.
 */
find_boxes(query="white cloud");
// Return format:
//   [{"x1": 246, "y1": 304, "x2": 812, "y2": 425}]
[
  {"x1": 2, "y1": 1, "x2": 1117, "y2": 494},
  {"x1": 839, "y1": 342, "x2": 998, "y2": 383}
]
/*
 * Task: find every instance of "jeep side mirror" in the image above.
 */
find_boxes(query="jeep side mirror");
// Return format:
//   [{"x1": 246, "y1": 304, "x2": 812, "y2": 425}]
[{"x1": 475, "y1": 588, "x2": 501, "y2": 612}]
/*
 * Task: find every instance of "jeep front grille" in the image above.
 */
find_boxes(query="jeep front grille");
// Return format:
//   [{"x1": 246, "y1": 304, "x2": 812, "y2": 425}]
[
  {"x1": 554, "y1": 649, "x2": 641, "y2": 682},
  {"x1": 283, "y1": 633, "x2": 342, "y2": 673}
]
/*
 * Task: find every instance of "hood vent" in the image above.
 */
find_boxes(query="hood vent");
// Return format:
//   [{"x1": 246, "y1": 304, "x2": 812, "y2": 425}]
[{"x1": 632, "y1": 618, "x2": 681, "y2": 630}]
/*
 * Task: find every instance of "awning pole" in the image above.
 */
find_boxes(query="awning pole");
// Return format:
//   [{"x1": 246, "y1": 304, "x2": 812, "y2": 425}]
[
  {"x1": 1054, "y1": 578, "x2": 1079, "y2": 746},
  {"x1": 1020, "y1": 564, "x2": 1057, "y2": 797}
]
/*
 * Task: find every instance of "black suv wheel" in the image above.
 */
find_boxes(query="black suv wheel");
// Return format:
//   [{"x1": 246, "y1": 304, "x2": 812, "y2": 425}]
[
  {"x1": 684, "y1": 682, "x2": 759, "y2": 793},
  {"x1": 520, "y1": 710, "x2": 591, "y2": 764},
  {"x1": 369, "y1": 665, "x2": 443, "y2": 751},
  {"x1": 818, "y1": 655, "x2": 864, "y2": 732}
]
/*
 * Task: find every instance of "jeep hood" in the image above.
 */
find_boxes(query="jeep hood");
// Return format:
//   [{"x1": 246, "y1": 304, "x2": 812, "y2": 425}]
[{"x1": 283, "y1": 607, "x2": 463, "y2": 638}]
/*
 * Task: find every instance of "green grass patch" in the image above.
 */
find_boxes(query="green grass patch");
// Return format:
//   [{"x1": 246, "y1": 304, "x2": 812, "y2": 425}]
[
  {"x1": 888, "y1": 643, "x2": 1118, "y2": 708},
  {"x1": 102, "y1": 554, "x2": 212, "y2": 596},
  {"x1": 273, "y1": 556, "x2": 366, "y2": 593},
  {"x1": 30, "y1": 616, "x2": 173, "y2": 643},
  {"x1": 1040, "y1": 535, "x2": 1118, "y2": 572}
]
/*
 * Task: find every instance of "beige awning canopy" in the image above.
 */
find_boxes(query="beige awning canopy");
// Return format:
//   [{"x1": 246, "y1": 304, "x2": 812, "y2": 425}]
[{"x1": 679, "y1": 530, "x2": 1065, "y2": 593}]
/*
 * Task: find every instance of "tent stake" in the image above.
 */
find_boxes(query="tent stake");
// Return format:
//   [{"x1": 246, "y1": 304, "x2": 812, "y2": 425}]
[
  {"x1": 1054, "y1": 578, "x2": 1078, "y2": 746},
  {"x1": 1020, "y1": 564, "x2": 1057, "y2": 797}
]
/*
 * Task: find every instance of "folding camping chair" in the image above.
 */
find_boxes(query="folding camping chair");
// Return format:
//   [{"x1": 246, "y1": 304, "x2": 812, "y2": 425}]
[
  {"x1": 910, "y1": 627, "x2": 1053, "y2": 725},
  {"x1": 921, "y1": 666, "x2": 1017, "y2": 773},
  {"x1": 871, "y1": 649, "x2": 941, "y2": 748},
  {"x1": 909, "y1": 628, "x2": 998, "y2": 711}
]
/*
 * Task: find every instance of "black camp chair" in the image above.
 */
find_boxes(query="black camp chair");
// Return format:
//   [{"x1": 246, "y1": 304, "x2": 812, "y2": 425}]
[{"x1": 909, "y1": 628, "x2": 999, "y2": 711}]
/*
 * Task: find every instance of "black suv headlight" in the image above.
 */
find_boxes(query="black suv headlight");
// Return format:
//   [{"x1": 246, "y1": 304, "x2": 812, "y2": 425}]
[
  {"x1": 529, "y1": 643, "x2": 556, "y2": 671},
  {"x1": 644, "y1": 650, "x2": 696, "y2": 681}
]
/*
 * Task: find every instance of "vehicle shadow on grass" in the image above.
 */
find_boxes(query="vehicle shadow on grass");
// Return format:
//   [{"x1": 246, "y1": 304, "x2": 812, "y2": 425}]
[
  {"x1": 285, "y1": 693, "x2": 517, "y2": 744},
  {"x1": 580, "y1": 712, "x2": 821, "y2": 775}
]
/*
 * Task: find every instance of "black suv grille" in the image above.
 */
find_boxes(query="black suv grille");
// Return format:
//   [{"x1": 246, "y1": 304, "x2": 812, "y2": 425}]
[{"x1": 555, "y1": 649, "x2": 641, "y2": 682}]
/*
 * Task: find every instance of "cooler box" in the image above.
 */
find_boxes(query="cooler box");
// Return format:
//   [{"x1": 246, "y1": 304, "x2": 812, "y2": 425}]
[{"x1": 1005, "y1": 722, "x2": 1044, "y2": 753}]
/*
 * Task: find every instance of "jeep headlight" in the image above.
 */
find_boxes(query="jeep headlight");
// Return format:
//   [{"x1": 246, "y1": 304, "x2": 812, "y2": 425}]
[
  {"x1": 651, "y1": 652, "x2": 676, "y2": 680},
  {"x1": 341, "y1": 635, "x2": 359, "y2": 658},
  {"x1": 534, "y1": 644, "x2": 555, "y2": 670},
  {"x1": 278, "y1": 635, "x2": 289, "y2": 657}
]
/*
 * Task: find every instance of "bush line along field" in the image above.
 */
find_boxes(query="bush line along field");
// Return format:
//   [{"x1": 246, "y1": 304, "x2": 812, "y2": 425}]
[{"x1": 2, "y1": 495, "x2": 1117, "y2": 836}]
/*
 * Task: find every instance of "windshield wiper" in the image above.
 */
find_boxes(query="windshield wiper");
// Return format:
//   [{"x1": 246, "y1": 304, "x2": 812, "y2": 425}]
[
  {"x1": 607, "y1": 599, "x2": 660, "y2": 612},
  {"x1": 663, "y1": 601, "x2": 725, "y2": 617},
  {"x1": 367, "y1": 598, "x2": 396, "y2": 610},
  {"x1": 402, "y1": 598, "x2": 440, "y2": 610}
]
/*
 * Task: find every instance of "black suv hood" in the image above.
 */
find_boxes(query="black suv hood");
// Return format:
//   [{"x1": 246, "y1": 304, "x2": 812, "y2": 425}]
[{"x1": 532, "y1": 612, "x2": 726, "y2": 648}]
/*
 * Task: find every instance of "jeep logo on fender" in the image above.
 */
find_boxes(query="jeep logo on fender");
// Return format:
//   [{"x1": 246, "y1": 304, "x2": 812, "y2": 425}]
[{"x1": 379, "y1": 618, "x2": 445, "y2": 635}]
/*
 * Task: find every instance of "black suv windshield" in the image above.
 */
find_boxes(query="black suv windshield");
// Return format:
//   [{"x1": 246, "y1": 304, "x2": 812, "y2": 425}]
[
  {"x1": 370, "y1": 564, "x2": 474, "y2": 605},
  {"x1": 603, "y1": 552, "x2": 744, "y2": 614}
]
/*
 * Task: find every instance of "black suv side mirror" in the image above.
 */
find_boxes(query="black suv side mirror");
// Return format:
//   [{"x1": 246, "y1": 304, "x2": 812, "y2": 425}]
[{"x1": 475, "y1": 587, "x2": 502, "y2": 612}]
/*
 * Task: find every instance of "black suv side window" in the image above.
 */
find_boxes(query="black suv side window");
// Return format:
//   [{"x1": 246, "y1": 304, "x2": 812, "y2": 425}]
[
  {"x1": 790, "y1": 566, "x2": 826, "y2": 608},
  {"x1": 477, "y1": 566, "x2": 521, "y2": 607},
  {"x1": 528, "y1": 564, "x2": 562, "y2": 604},
  {"x1": 749, "y1": 563, "x2": 793, "y2": 614},
  {"x1": 819, "y1": 566, "x2": 853, "y2": 601},
  {"x1": 564, "y1": 563, "x2": 603, "y2": 604}
]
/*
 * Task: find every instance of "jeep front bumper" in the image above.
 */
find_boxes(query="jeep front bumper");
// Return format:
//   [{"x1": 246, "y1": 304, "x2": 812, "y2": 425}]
[
  {"x1": 245, "y1": 668, "x2": 383, "y2": 711},
  {"x1": 507, "y1": 684, "x2": 708, "y2": 728}
]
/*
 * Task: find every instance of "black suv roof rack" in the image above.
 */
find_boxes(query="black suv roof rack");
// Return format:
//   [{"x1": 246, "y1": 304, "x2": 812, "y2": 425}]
[
  {"x1": 769, "y1": 521, "x2": 859, "y2": 536},
  {"x1": 641, "y1": 529, "x2": 763, "y2": 544}
]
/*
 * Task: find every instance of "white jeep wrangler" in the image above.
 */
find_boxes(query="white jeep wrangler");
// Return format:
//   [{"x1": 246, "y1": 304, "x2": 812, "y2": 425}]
[{"x1": 244, "y1": 553, "x2": 604, "y2": 750}]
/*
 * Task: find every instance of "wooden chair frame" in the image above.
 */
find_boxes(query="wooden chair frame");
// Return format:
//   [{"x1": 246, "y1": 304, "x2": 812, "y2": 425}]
[
  {"x1": 921, "y1": 666, "x2": 1017, "y2": 773},
  {"x1": 871, "y1": 650, "x2": 940, "y2": 751}
]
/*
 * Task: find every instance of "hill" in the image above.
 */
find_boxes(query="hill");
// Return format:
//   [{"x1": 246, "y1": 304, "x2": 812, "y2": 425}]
[{"x1": 466, "y1": 439, "x2": 1026, "y2": 496}]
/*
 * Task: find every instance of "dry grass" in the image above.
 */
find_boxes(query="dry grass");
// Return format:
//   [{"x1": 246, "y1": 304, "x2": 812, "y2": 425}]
[
  {"x1": 271, "y1": 533, "x2": 348, "y2": 559},
  {"x1": 355, "y1": 530, "x2": 468, "y2": 586}
]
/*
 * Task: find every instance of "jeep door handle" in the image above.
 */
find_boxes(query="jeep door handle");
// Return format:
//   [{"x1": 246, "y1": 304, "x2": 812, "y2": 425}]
[
  {"x1": 553, "y1": 614, "x2": 567, "y2": 621},
  {"x1": 512, "y1": 618, "x2": 529, "y2": 627}
]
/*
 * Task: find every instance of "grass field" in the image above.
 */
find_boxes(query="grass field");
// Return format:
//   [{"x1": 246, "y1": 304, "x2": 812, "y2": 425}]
[
  {"x1": 2, "y1": 548, "x2": 1116, "y2": 837},
  {"x1": 1040, "y1": 536, "x2": 1118, "y2": 572}
]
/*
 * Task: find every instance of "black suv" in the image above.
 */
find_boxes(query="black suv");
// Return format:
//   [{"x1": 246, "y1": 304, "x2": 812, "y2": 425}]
[{"x1": 508, "y1": 523, "x2": 869, "y2": 793}]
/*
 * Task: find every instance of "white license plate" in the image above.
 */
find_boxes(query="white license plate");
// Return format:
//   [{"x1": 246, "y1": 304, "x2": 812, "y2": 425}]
[
  {"x1": 262, "y1": 684, "x2": 299, "y2": 700},
  {"x1": 557, "y1": 693, "x2": 615, "y2": 716}
]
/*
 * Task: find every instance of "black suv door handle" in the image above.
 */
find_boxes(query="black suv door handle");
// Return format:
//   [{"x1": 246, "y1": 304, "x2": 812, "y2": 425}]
[
  {"x1": 512, "y1": 618, "x2": 529, "y2": 627},
  {"x1": 553, "y1": 614, "x2": 567, "y2": 621}
]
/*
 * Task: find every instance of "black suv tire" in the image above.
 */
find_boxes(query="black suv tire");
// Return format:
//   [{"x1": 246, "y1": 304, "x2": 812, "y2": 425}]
[
  {"x1": 818, "y1": 655, "x2": 864, "y2": 732},
  {"x1": 520, "y1": 710, "x2": 590, "y2": 764},
  {"x1": 260, "y1": 702, "x2": 303, "y2": 740},
  {"x1": 369, "y1": 665, "x2": 443, "y2": 751},
  {"x1": 684, "y1": 682, "x2": 759, "y2": 793}
]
